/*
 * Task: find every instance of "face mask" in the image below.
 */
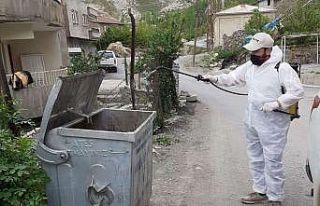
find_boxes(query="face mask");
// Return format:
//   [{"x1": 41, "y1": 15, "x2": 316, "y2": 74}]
[{"x1": 250, "y1": 55, "x2": 265, "y2": 66}]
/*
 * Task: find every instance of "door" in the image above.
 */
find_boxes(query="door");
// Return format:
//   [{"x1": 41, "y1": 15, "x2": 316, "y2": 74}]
[{"x1": 21, "y1": 54, "x2": 46, "y2": 87}]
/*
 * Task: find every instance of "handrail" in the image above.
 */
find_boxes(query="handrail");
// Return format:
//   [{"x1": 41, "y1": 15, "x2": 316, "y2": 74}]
[{"x1": 6, "y1": 68, "x2": 69, "y2": 88}]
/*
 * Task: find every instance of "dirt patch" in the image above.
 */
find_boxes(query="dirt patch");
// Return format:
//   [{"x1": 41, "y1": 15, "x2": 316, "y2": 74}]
[{"x1": 150, "y1": 101, "x2": 210, "y2": 205}]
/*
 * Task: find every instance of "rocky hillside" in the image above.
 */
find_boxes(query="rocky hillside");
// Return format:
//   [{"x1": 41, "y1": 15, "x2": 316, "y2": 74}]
[{"x1": 89, "y1": 0, "x2": 194, "y2": 20}]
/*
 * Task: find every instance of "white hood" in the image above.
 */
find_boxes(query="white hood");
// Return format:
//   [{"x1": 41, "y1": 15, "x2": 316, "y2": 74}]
[{"x1": 261, "y1": 46, "x2": 283, "y2": 67}]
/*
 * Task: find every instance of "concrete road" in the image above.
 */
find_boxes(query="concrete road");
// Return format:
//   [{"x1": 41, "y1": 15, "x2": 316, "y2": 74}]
[
  {"x1": 176, "y1": 69, "x2": 317, "y2": 205},
  {"x1": 103, "y1": 58, "x2": 126, "y2": 80}
]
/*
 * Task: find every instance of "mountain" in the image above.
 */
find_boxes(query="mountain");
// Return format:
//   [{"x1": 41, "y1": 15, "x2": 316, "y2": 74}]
[{"x1": 88, "y1": 0, "x2": 194, "y2": 20}]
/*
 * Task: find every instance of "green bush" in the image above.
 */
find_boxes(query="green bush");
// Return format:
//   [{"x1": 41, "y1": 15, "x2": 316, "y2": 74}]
[
  {"x1": 0, "y1": 130, "x2": 49, "y2": 206},
  {"x1": 0, "y1": 97, "x2": 35, "y2": 134},
  {"x1": 204, "y1": 47, "x2": 242, "y2": 65},
  {"x1": 69, "y1": 52, "x2": 101, "y2": 75},
  {"x1": 0, "y1": 97, "x2": 16, "y2": 130},
  {"x1": 0, "y1": 97, "x2": 49, "y2": 206}
]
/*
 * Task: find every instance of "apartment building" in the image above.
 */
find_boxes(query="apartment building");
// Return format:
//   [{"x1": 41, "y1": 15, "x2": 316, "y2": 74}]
[{"x1": 0, "y1": 0, "x2": 69, "y2": 118}]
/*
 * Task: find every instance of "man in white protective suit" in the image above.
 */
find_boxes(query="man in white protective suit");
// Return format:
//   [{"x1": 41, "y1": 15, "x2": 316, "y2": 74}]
[{"x1": 203, "y1": 32, "x2": 304, "y2": 205}]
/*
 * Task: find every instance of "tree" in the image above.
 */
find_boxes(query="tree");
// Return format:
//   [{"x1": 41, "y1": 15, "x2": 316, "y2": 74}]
[
  {"x1": 96, "y1": 26, "x2": 131, "y2": 50},
  {"x1": 137, "y1": 13, "x2": 183, "y2": 127},
  {"x1": 282, "y1": 0, "x2": 320, "y2": 33},
  {"x1": 244, "y1": 10, "x2": 271, "y2": 35}
]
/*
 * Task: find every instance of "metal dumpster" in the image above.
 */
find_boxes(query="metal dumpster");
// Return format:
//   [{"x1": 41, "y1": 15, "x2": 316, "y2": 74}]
[{"x1": 36, "y1": 70, "x2": 156, "y2": 206}]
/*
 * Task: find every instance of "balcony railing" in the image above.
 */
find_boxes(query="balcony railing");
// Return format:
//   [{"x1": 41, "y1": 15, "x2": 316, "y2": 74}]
[{"x1": 6, "y1": 68, "x2": 69, "y2": 88}]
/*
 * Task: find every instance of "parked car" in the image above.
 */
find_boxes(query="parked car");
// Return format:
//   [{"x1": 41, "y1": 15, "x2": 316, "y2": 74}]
[
  {"x1": 307, "y1": 91, "x2": 320, "y2": 205},
  {"x1": 98, "y1": 50, "x2": 118, "y2": 73}
]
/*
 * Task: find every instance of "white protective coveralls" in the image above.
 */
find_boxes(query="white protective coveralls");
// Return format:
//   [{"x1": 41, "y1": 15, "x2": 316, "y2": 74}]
[{"x1": 214, "y1": 46, "x2": 304, "y2": 201}]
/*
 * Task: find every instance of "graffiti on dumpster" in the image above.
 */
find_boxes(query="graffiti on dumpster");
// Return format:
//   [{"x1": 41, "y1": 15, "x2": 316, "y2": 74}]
[{"x1": 68, "y1": 139, "x2": 129, "y2": 157}]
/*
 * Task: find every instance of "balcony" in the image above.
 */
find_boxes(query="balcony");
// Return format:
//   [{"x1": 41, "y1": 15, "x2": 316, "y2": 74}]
[
  {"x1": 87, "y1": 6, "x2": 99, "y2": 18},
  {"x1": 0, "y1": 0, "x2": 65, "y2": 27},
  {"x1": 6, "y1": 68, "x2": 69, "y2": 118}
]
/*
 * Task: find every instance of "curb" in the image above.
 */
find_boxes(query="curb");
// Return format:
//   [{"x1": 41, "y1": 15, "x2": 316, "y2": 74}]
[{"x1": 303, "y1": 84, "x2": 320, "y2": 89}]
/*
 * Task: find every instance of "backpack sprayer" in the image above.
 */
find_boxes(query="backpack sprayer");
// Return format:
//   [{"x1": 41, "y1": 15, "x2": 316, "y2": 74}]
[
  {"x1": 275, "y1": 62, "x2": 301, "y2": 120},
  {"x1": 156, "y1": 65, "x2": 299, "y2": 119}
]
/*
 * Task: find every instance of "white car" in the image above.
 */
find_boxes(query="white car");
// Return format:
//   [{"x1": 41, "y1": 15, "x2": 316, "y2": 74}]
[
  {"x1": 308, "y1": 91, "x2": 320, "y2": 205},
  {"x1": 98, "y1": 50, "x2": 118, "y2": 73}
]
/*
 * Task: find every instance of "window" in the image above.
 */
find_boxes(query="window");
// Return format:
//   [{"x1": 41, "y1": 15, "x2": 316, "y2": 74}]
[
  {"x1": 82, "y1": 14, "x2": 89, "y2": 26},
  {"x1": 102, "y1": 52, "x2": 113, "y2": 59},
  {"x1": 71, "y1": 9, "x2": 79, "y2": 25},
  {"x1": 91, "y1": 28, "x2": 100, "y2": 33}
]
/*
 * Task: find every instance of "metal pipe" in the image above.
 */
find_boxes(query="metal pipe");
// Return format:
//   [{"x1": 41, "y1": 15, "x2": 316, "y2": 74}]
[
  {"x1": 281, "y1": 36, "x2": 283, "y2": 57},
  {"x1": 283, "y1": 36, "x2": 286, "y2": 62},
  {"x1": 317, "y1": 34, "x2": 319, "y2": 64}
]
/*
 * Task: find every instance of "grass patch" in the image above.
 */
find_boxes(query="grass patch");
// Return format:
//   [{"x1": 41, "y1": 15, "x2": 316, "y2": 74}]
[{"x1": 154, "y1": 134, "x2": 177, "y2": 146}]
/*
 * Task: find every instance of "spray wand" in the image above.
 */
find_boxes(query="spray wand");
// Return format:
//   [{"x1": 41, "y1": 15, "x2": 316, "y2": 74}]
[{"x1": 155, "y1": 66, "x2": 293, "y2": 116}]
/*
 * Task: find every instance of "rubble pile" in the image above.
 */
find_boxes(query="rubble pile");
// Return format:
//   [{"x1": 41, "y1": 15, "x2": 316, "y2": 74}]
[
  {"x1": 107, "y1": 41, "x2": 131, "y2": 57},
  {"x1": 223, "y1": 30, "x2": 246, "y2": 50}
]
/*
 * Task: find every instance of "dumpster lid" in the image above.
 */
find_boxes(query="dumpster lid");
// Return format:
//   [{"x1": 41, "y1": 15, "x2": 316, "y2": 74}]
[{"x1": 38, "y1": 70, "x2": 105, "y2": 143}]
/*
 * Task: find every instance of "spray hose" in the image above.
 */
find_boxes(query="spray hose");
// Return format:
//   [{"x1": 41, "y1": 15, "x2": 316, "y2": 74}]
[
  {"x1": 198, "y1": 76, "x2": 248, "y2": 96},
  {"x1": 155, "y1": 66, "x2": 293, "y2": 116},
  {"x1": 156, "y1": 66, "x2": 248, "y2": 95}
]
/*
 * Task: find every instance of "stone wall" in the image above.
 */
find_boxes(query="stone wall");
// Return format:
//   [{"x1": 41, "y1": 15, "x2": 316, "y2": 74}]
[{"x1": 285, "y1": 44, "x2": 319, "y2": 64}]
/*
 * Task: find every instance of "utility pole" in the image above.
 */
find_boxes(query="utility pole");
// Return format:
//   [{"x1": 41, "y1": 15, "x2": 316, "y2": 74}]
[
  {"x1": 217, "y1": 0, "x2": 221, "y2": 11},
  {"x1": 128, "y1": 8, "x2": 136, "y2": 110},
  {"x1": 207, "y1": 0, "x2": 220, "y2": 52},
  {"x1": 207, "y1": 0, "x2": 214, "y2": 51},
  {"x1": 124, "y1": 56, "x2": 129, "y2": 86},
  {"x1": 0, "y1": 45, "x2": 12, "y2": 106},
  {"x1": 0, "y1": 44, "x2": 18, "y2": 135},
  {"x1": 192, "y1": 0, "x2": 199, "y2": 67}
]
